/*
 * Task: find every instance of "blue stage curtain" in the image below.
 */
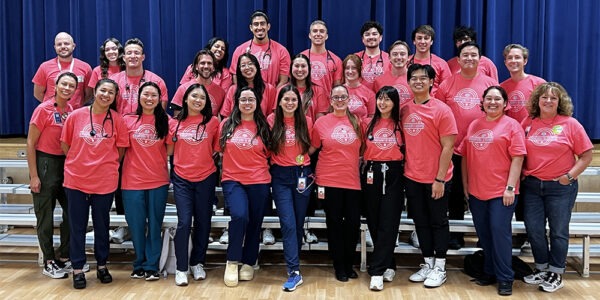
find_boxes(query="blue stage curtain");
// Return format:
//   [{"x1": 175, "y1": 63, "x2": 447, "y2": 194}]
[{"x1": 2, "y1": 0, "x2": 599, "y2": 139}]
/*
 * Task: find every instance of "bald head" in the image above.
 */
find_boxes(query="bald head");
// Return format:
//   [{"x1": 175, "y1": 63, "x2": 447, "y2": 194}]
[{"x1": 54, "y1": 32, "x2": 75, "y2": 60}]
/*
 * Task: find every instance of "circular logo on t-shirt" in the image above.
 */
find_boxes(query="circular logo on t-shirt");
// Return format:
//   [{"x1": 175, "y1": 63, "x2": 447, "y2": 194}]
[
  {"x1": 132, "y1": 124, "x2": 158, "y2": 147},
  {"x1": 230, "y1": 128, "x2": 258, "y2": 149},
  {"x1": 311, "y1": 61, "x2": 327, "y2": 81},
  {"x1": 178, "y1": 124, "x2": 207, "y2": 145},
  {"x1": 394, "y1": 84, "x2": 411, "y2": 105},
  {"x1": 79, "y1": 123, "x2": 104, "y2": 146},
  {"x1": 403, "y1": 113, "x2": 425, "y2": 136},
  {"x1": 331, "y1": 125, "x2": 357, "y2": 145},
  {"x1": 285, "y1": 124, "x2": 296, "y2": 147},
  {"x1": 468, "y1": 129, "x2": 494, "y2": 150},
  {"x1": 362, "y1": 63, "x2": 383, "y2": 83},
  {"x1": 254, "y1": 51, "x2": 272, "y2": 71},
  {"x1": 453, "y1": 88, "x2": 480, "y2": 110},
  {"x1": 528, "y1": 127, "x2": 558, "y2": 146},
  {"x1": 347, "y1": 95, "x2": 364, "y2": 112},
  {"x1": 508, "y1": 90, "x2": 526, "y2": 112},
  {"x1": 372, "y1": 128, "x2": 397, "y2": 150}
]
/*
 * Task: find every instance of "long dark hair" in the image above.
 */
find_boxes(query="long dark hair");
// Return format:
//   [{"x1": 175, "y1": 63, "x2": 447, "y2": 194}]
[
  {"x1": 99, "y1": 38, "x2": 125, "y2": 79},
  {"x1": 177, "y1": 83, "x2": 213, "y2": 125},
  {"x1": 235, "y1": 53, "x2": 265, "y2": 104},
  {"x1": 366, "y1": 86, "x2": 401, "y2": 141},
  {"x1": 271, "y1": 85, "x2": 310, "y2": 155},
  {"x1": 134, "y1": 81, "x2": 169, "y2": 139},
  {"x1": 290, "y1": 53, "x2": 315, "y2": 115},
  {"x1": 94, "y1": 78, "x2": 119, "y2": 112},
  {"x1": 204, "y1": 37, "x2": 229, "y2": 75},
  {"x1": 219, "y1": 86, "x2": 270, "y2": 151}
]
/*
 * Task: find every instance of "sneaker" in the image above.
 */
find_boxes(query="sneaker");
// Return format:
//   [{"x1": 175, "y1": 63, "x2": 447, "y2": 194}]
[
  {"x1": 370, "y1": 275, "x2": 384, "y2": 291},
  {"x1": 365, "y1": 229, "x2": 374, "y2": 247},
  {"x1": 262, "y1": 228, "x2": 275, "y2": 245},
  {"x1": 539, "y1": 272, "x2": 564, "y2": 292},
  {"x1": 409, "y1": 264, "x2": 432, "y2": 282},
  {"x1": 175, "y1": 270, "x2": 188, "y2": 286},
  {"x1": 96, "y1": 267, "x2": 112, "y2": 284},
  {"x1": 130, "y1": 269, "x2": 145, "y2": 279},
  {"x1": 208, "y1": 236, "x2": 214, "y2": 243},
  {"x1": 282, "y1": 272, "x2": 303, "y2": 292},
  {"x1": 145, "y1": 271, "x2": 161, "y2": 281},
  {"x1": 239, "y1": 264, "x2": 254, "y2": 281},
  {"x1": 498, "y1": 281, "x2": 513, "y2": 296},
  {"x1": 58, "y1": 260, "x2": 90, "y2": 273},
  {"x1": 219, "y1": 229, "x2": 229, "y2": 244},
  {"x1": 73, "y1": 272, "x2": 86, "y2": 289},
  {"x1": 521, "y1": 241, "x2": 532, "y2": 254},
  {"x1": 523, "y1": 269, "x2": 548, "y2": 285},
  {"x1": 304, "y1": 229, "x2": 318, "y2": 244},
  {"x1": 383, "y1": 268, "x2": 395, "y2": 282},
  {"x1": 424, "y1": 267, "x2": 447, "y2": 288},
  {"x1": 111, "y1": 226, "x2": 130, "y2": 244},
  {"x1": 410, "y1": 231, "x2": 420, "y2": 248},
  {"x1": 224, "y1": 261, "x2": 238, "y2": 287},
  {"x1": 395, "y1": 233, "x2": 401, "y2": 247},
  {"x1": 190, "y1": 264, "x2": 206, "y2": 280},
  {"x1": 43, "y1": 260, "x2": 68, "y2": 279}
]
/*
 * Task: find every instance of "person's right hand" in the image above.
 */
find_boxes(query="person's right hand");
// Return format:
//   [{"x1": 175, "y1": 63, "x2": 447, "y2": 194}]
[{"x1": 30, "y1": 176, "x2": 41, "y2": 193}]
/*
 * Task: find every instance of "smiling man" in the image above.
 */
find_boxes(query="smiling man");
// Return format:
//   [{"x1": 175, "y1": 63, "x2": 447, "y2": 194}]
[
  {"x1": 409, "y1": 25, "x2": 451, "y2": 95},
  {"x1": 301, "y1": 20, "x2": 343, "y2": 95},
  {"x1": 354, "y1": 21, "x2": 391, "y2": 90},
  {"x1": 32, "y1": 32, "x2": 92, "y2": 108}
]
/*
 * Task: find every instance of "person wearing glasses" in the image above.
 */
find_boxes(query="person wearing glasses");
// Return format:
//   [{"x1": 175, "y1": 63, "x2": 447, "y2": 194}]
[
  {"x1": 167, "y1": 83, "x2": 220, "y2": 286},
  {"x1": 310, "y1": 85, "x2": 364, "y2": 282},
  {"x1": 60, "y1": 78, "x2": 129, "y2": 289},
  {"x1": 301, "y1": 20, "x2": 343, "y2": 95},
  {"x1": 230, "y1": 10, "x2": 291, "y2": 88},
  {"x1": 354, "y1": 21, "x2": 390, "y2": 90},
  {"x1": 219, "y1": 86, "x2": 272, "y2": 287},
  {"x1": 343, "y1": 54, "x2": 376, "y2": 120},
  {"x1": 373, "y1": 40, "x2": 414, "y2": 107}
]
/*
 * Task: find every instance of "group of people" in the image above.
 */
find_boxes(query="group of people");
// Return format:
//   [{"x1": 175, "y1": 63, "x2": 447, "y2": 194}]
[{"x1": 27, "y1": 9, "x2": 592, "y2": 296}]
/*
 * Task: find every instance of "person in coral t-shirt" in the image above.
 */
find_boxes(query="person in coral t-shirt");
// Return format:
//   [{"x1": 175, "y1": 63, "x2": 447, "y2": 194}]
[
  {"x1": 354, "y1": 21, "x2": 391, "y2": 90},
  {"x1": 88, "y1": 38, "x2": 125, "y2": 92},
  {"x1": 373, "y1": 40, "x2": 413, "y2": 108},
  {"x1": 284, "y1": 54, "x2": 329, "y2": 121},
  {"x1": 180, "y1": 37, "x2": 233, "y2": 92},
  {"x1": 301, "y1": 20, "x2": 343, "y2": 96},
  {"x1": 343, "y1": 54, "x2": 376, "y2": 121},
  {"x1": 408, "y1": 25, "x2": 451, "y2": 96},
  {"x1": 446, "y1": 26, "x2": 498, "y2": 81}
]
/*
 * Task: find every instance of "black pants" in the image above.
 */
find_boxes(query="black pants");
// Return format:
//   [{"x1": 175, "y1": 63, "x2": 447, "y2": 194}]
[
  {"x1": 322, "y1": 186, "x2": 361, "y2": 274},
  {"x1": 362, "y1": 161, "x2": 404, "y2": 276},
  {"x1": 448, "y1": 154, "x2": 465, "y2": 221},
  {"x1": 404, "y1": 177, "x2": 450, "y2": 258}
]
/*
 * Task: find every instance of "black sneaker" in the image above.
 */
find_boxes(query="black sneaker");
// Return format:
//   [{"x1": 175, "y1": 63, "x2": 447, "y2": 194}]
[
  {"x1": 97, "y1": 268, "x2": 113, "y2": 284},
  {"x1": 73, "y1": 272, "x2": 86, "y2": 289},
  {"x1": 498, "y1": 281, "x2": 513, "y2": 296},
  {"x1": 539, "y1": 272, "x2": 564, "y2": 292},
  {"x1": 130, "y1": 269, "x2": 145, "y2": 279},
  {"x1": 43, "y1": 260, "x2": 68, "y2": 279},
  {"x1": 145, "y1": 271, "x2": 161, "y2": 281}
]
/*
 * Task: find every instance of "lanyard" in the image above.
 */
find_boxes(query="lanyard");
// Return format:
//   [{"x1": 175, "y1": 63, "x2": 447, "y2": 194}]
[{"x1": 57, "y1": 58, "x2": 75, "y2": 73}]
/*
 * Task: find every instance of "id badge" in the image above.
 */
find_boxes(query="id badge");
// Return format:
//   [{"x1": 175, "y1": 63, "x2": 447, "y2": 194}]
[
  {"x1": 77, "y1": 75, "x2": 84, "y2": 83},
  {"x1": 297, "y1": 177, "x2": 307, "y2": 191},
  {"x1": 366, "y1": 170, "x2": 374, "y2": 184},
  {"x1": 317, "y1": 186, "x2": 325, "y2": 199},
  {"x1": 53, "y1": 112, "x2": 62, "y2": 124}
]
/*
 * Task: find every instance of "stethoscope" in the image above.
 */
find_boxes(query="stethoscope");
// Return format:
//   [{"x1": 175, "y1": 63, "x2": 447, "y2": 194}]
[
  {"x1": 308, "y1": 50, "x2": 337, "y2": 72},
  {"x1": 246, "y1": 39, "x2": 272, "y2": 62},
  {"x1": 408, "y1": 53, "x2": 432, "y2": 67},
  {"x1": 360, "y1": 51, "x2": 384, "y2": 74},
  {"x1": 171, "y1": 118, "x2": 207, "y2": 143},
  {"x1": 89, "y1": 106, "x2": 114, "y2": 138},
  {"x1": 125, "y1": 70, "x2": 146, "y2": 112}
]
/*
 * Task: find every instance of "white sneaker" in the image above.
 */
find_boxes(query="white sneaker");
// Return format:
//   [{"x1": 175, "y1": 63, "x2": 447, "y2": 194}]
[
  {"x1": 224, "y1": 261, "x2": 238, "y2": 287},
  {"x1": 175, "y1": 270, "x2": 188, "y2": 286},
  {"x1": 190, "y1": 264, "x2": 206, "y2": 280},
  {"x1": 304, "y1": 229, "x2": 318, "y2": 244},
  {"x1": 424, "y1": 267, "x2": 447, "y2": 288},
  {"x1": 383, "y1": 268, "x2": 395, "y2": 282},
  {"x1": 43, "y1": 260, "x2": 68, "y2": 279},
  {"x1": 365, "y1": 229, "x2": 374, "y2": 247},
  {"x1": 61, "y1": 261, "x2": 90, "y2": 273},
  {"x1": 370, "y1": 275, "x2": 384, "y2": 291},
  {"x1": 521, "y1": 241, "x2": 532, "y2": 254},
  {"x1": 409, "y1": 264, "x2": 432, "y2": 282},
  {"x1": 239, "y1": 264, "x2": 254, "y2": 281},
  {"x1": 524, "y1": 269, "x2": 548, "y2": 285},
  {"x1": 111, "y1": 226, "x2": 130, "y2": 244},
  {"x1": 539, "y1": 272, "x2": 564, "y2": 292},
  {"x1": 410, "y1": 231, "x2": 420, "y2": 248},
  {"x1": 262, "y1": 228, "x2": 275, "y2": 245},
  {"x1": 395, "y1": 233, "x2": 400, "y2": 247},
  {"x1": 219, "y1": 229, "x2": 229, "y2": 244},
  {"x1": 208, "y1": 236, "x2": 214, "y2": 243}
]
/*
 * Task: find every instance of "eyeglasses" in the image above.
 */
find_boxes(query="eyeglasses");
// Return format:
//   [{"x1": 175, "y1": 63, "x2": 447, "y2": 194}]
[
  {"x1": 240, "y1": 63, "x2": 255, "y2": 69},
  {"x1": 239, "y1": 98, "x2": 257, "y2": 104},
  {"x1": 331, "y1": 95, "x2": 349, "y2": 101},
  {"x1": 409, "y1": 76, "x2": 430, "y2": 82}
]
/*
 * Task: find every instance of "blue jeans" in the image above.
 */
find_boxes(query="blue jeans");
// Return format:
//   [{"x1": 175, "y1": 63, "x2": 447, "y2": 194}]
[
  {"x1": 522, "y1": 176, "x2": 578, "y2": 274},
  {"x1": 222, "y1": 181, "x2": 270, "y2": 265},
  {"x1": 172, "y1": 172, "x2": 217, "y2": 271},
  {"x1": 270, "y1": 164, "x2": 313, "y2": 274},
  {"x1": 469, "y1": 195, "x2": 516, "y2": 282},
  {"x1": 65, "y1": 188, "x2": 114, "y2": 270},
  {"x1": 122, "y1": 185, "x2": 168, "y2": 272}
]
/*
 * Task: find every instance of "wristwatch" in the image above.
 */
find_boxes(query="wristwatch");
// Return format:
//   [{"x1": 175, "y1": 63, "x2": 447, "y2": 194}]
[
  {"x1": 505, "y1": 185, "x2": 515, "y2": 192},
  {"x1": 566, "y1": 173, "x2": 576, "y2": 182}
]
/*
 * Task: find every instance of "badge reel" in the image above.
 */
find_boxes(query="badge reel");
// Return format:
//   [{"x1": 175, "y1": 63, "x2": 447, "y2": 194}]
[
  {"x1": 366, "y1": 165, "x2": 374, "y2": 185},
  {"x1": 296, "y1": 155, "x2": 307, "y2": 192},
  {"x1": 317, "y1": 186, "x2": 325, "y2": 199}
]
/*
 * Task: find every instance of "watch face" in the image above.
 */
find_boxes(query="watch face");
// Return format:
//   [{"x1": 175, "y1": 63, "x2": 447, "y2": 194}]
[{"x1": 506, "y1": 186, "x2": 515, "y2": 191}]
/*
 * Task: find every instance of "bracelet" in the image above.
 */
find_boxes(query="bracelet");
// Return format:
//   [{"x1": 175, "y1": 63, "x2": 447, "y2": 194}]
[
  {"x1": 566, "y1": 173, "x2": 575, "y2": 182},
  {"x1": 434, "y1": 178, "x2": 445, "y2": 184}
]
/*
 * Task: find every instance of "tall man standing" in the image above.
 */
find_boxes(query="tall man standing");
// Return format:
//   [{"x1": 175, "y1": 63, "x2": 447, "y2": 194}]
[
  {"x1": 355, "y1": 21, "x2": 391, "y2": 90},
  {"x1": 301, "y1": 20, "x2": 343, "y2": 95}
]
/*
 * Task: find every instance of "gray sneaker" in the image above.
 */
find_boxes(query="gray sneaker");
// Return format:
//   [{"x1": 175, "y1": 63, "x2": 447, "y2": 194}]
[{"x1": 43, "y1": 260, "x2": 68, "y2": 279}]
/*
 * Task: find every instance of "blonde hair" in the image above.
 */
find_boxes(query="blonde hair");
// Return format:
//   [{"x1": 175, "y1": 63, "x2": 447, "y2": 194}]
[{"x1": 527, "y1": 82, "x2": 573, "y2": 118}]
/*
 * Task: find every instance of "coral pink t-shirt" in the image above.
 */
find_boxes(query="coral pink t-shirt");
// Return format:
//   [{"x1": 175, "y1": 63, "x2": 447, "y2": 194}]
[
  {"x1": 60, "y1": 107, "x2": 129, "y2": 194},
  {"x1": 220, "y1": 84, "x2": 276, "y2": 117},
  {"x1": 230, "y1": 39, "x2": 291, "y2": 87},
  {"x1": 458, "y1": 115, "x2": 527, "y2": 200},
  {"x1": 354, "y1": 50, "x2": 391, "y2": 90},
  {"x1": 276, "y1": 84, "x2": 329, "y2": 121},
  {"x1": 435, "y1": 73, "x2": 498, "y2": 150},
  {"x1": 300, "y1": 49, "x2": 343, "y2": 94},
  {"x1": 447, "y1": 56, "x2": 499, "y2": 82},
  {"x1": 170, "y1": 80, "x2": 225, "y2": 116},
  {"x1": 267, "y1": 114, "x2": 313, "y2": 167},
  {"x1": 363, "y1": 117, "x2": 404, "y2": 161},
  {"x1": 372, "y1": 72, "x2": 413, "y2": 108},
  {"x1": 88, "y1": 65, "x2": 123, "y2": 89},
  {"x1": 217, "y1": 119, "x2": 271, "y2": 184},
  {"x1": 346, "y1": 83, "x2": 376, "y2": 121},
  {"x1": 522, "y1": 115, "x2": 593, "y2": 180},
  {"x1": 401, "y1": 98, "x2": 457, "y2": 183},
  {"x1": 408, "y1": 54, "x2": 451, "y2": 95},
  {"x1": 179, "y1": 64, "x2": 233, "y2": 92},
  {"x1": 121, "y1": 114, "x2": 169, "y2": 190},
  {"x1": 110, "y1": 70, "x2": 169, "y2": 115},
  {"x1": 30, "y1": 101, "x2": 74, "y2": 155},
  {"x1": 32, "y1": 58, "x2": 92, "y2": 109},
  {"x1": 311, "y1": 114, "x2": 362, "y2": 190},
  {"x1": 166, "y1": 115, "x2": 219, "y2": 182},
  {"x1": 500, "y1": 75, "x2": 546, "y2": 123}
]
